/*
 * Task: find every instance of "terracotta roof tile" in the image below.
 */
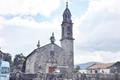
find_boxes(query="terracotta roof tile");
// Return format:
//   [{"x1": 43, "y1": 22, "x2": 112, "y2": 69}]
[{"x1": 88, "y1": 63, "x2": 114, "y2": 69}]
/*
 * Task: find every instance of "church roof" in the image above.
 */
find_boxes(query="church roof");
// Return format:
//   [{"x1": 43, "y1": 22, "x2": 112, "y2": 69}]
[
  {"x1": 62, "y1": 2, "x2": 72, "y2": 23},
  {"x1": 63, "y1": 7, "x2": 71, "y2": 17},
  {"x1": 26, "y1": 43, "x2": 64, "y2": 59},
  {"x1": 87, "y1": 62, "x2": 120, "y2": 69},
  {"x1": 26, "y1": 33, "x2": 64, "y2": 59},
  {"x1": 88, "y1": 63, "x2": 114, "y2": 69},
  {"x1": 63, "y1": 2, "x2": 71, "y2": 17}
]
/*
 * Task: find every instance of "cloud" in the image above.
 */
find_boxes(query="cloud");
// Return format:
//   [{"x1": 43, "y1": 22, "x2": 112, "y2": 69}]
[
  {"x1": 73, "y1": 0, "x2": 120, "y2": 64},
  {"x1": 0, "y1": 0, "x2": 61, "y2": 17},
  {"x1": 74, "y1": 51, "x2": 103, "y2": 64},
  {"x1": 0, "y1": 0, "x2": 120, "y2": 64},
  {"x1": 0, "y1": 14, "x2": 62, "y2": 56},
  {"x1": 74, "y1": 50, "x2": 120, "y2": 64},
  {"x1": 0, "y1": 0, "x2": 63, "y2": 57},
  {"x1": 0, "y1": 12, "x2": 62, "y2": 30},
  {"x1": 77, "y1": 0, "x2": 120, "y2": 51},
  {"x1": 0, "y1": 37, "x2": 6, "y2": 47}
]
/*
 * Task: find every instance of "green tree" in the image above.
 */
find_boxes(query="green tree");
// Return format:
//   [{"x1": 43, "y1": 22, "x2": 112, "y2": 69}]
[
  {"x1": 74, "y1": 65, "x2": 80, "y2": 73},
  {"x1": 13, "y1": 53, "x2": 25, "y2": 68}
]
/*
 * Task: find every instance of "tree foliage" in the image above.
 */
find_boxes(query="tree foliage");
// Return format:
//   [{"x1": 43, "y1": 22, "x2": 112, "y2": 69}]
[
  {"x1": 74, "y1": 65, "x2": 80, "y2": 73},
  {"x1": 13, "y1": 53, "x2": 25, "y2": 66}
]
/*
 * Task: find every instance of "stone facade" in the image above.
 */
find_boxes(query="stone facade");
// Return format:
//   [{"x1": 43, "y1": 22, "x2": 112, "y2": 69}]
[
  {"x1": 24, "y1": 2, "x2": 74, "y2": 79},
  {"x1": 25, "y1": 43, "x2": 67, "y2": 73}
]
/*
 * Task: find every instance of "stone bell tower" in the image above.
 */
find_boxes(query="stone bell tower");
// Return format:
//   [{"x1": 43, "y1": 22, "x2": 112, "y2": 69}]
[{"x1": 60, "y1": 2, "x2": 74, "y2": 78}]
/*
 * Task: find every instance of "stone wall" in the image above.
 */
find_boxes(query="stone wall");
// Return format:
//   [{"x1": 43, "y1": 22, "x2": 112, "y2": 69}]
[{"x1": 73, "y1": 73, "x2": 120, "y2": 80}]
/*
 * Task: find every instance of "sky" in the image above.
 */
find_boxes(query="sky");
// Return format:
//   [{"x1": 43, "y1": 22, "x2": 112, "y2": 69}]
[{"x1": 0, "y1": 0, "x2": 120, "y2": 64}]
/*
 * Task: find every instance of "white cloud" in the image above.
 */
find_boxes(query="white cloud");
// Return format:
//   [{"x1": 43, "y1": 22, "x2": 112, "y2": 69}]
[
  {"x1": 0, "y1": 0, "x2": 61, "y2": 17},
  {"x1": 76, "y1": 0, "x2": 120, "y2": 51},
  {"x1": 73, "y1": 0, "x2": 120, "y2": 64},
  {"x1": 0, "y1": 0, "x2": 120, "y2": 64},
  {"x1": 74, "y1": 51, "x2": 103, "y2": 64},
  {"x1": 0, "y1": 17, "x2": 5, "y2": 29},
  {"x1": 0, "y1": 37, "x2": 6, "y2": 47},
  {"x1": 0, "y1": 0, "x2": 63, "y2": 57},
  {"x1": 74, "y1": 50, "x2": 120, "y2": 64},
  {"x1": 0, "y1": 15, "x2": 61, "y2": 30},
  {"x1": 0, "y1": 14, "x2": 62, "y2": 56}
]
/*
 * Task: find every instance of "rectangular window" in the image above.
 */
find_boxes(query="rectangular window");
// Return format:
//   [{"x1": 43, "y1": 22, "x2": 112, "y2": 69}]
[{"x1": 1, "y1": 67, "x2": 10, "y2": 74}]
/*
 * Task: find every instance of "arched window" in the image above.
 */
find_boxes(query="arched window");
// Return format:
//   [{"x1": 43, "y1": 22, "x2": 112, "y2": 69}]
[
  {"x1": 67, "y1": 26, "x2": 71, "y2": 32},
  {"x1": 67, "y1": 26, "x2": 71, "y2": 36},
  {"x1": 62, "y1": 27, "x2": 64, "y2": 37}
]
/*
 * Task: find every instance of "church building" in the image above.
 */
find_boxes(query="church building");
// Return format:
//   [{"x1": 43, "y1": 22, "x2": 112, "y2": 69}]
[{"x1": 24, "y1": 2, "x2": 74, "y2": 79}]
